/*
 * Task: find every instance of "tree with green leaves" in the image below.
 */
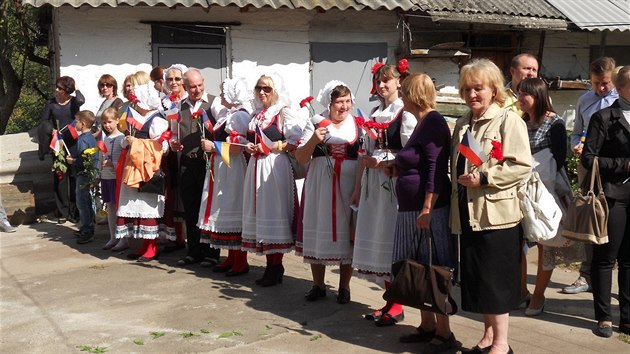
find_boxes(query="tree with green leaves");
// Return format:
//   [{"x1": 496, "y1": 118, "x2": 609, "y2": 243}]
[{"x1": 0, "y1": 0, "x2": 50, "y2": 135}]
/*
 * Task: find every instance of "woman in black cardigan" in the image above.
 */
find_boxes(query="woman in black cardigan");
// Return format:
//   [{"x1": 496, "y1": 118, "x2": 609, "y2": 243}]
[{"x1": 582, "y1": 65, "x2": 630, "y2": 338}]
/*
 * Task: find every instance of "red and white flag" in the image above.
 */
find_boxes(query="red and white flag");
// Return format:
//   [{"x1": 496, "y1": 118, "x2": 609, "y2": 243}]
[
  {"x1": 255, "y1": 125, "x2": 273, "y2": 154},
  {"x1": 458, "y1": 129, "x2": 487, "y2": 167}
]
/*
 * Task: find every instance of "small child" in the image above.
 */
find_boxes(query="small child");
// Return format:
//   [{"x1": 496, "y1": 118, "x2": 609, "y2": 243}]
[
  {"x1": 99, "y1": 107, "x2": 128, "y2": 251},
  {"x1": 66, "y1": 110, "x2": 99, "y2": 244}
]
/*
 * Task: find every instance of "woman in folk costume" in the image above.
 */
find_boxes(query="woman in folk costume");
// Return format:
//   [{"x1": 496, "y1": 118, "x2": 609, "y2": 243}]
[
  {"x1": 116, "y1": 81, "x2": 171, "y2": 262},
  {"x1": 159, "y1": 64, "x2": 188, "y2": 252},
  {"x1": 351, "y1": 60, "x2": 416, "y2": 325},
  {"x1": 295, "y1": 81, "x2": 362, "y2": 304},
  {"x1": 197, "y1": 77, "x2": 252, "y2": 276},
  {"x1": 242, "y1": 74, "x2": 303, "y2": 287}
]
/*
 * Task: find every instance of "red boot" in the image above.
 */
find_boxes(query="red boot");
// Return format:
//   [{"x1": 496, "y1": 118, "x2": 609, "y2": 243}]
[
  {"x1": 214, "y1": 250, "x2": 235, "y2": 273},
  {"x1": 226, "y1": 250, "x2": 249, "y2": 276},
  {"x1": 137, "y1": 239, "x2": 159, "y2": 262}
]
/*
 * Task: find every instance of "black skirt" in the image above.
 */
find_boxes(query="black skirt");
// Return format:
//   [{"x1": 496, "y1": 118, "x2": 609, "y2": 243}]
[{"x1": 458, "y1": 191, "x2": 522, "y2": 314}]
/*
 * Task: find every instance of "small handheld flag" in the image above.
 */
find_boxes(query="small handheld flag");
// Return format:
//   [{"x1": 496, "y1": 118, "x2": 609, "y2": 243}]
[
  {"x1": 255, "y1": 125, "x2": 273, "y2": 154},
  {"x1": 458, "y1": 129, "x2": 487, "y2": 167},
  {"x1": 213, "y1": 141, "x2": 231, "y2": 168},
  {"x1": 49, "y1": 131, "x2": 62, "y2": 153},
  {"x1": 96, "y1": 131, "x2": 108, "y2": 153}
]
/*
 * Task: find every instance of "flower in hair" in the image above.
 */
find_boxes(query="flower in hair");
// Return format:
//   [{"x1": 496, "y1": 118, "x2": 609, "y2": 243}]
[
  {"x1": 397, "y1": 59, "x2": 409, "y2": 74},
  {"x1": 371, "y1": 62, "x2": 385, "y2": 75}
]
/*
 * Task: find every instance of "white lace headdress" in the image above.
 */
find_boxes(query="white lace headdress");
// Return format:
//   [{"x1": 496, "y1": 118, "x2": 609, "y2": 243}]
[
  {"x1": 223, "y1": 77, "x2": 252, "y2": 105},
  {"x1": 134, "y1": 82, "x2": 161, "y2": 110}
]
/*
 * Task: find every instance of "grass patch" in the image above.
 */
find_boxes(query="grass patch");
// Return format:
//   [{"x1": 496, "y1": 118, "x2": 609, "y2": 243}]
[
  {"x1": 200, "y1": 328, "x2": 210, "y2": 334},
  {"x1": 133, "y1": 339, "x2": 144, "y2": 345},
  {"x1": 181, "y1": 332, "x2": 199, "y2": 338},
  {"x1": 619, "y1": 333, "x2": 630, "y2": 344},
  {"x1": 310, "y1": 334, "x2": 322, "y2": 341},
  {"x1": 77, "y1": 345, "x2": 108, "y2": 353},
  {"x1": 218, "y1": 330, "x2": 243, "y2": 339},
  {"x1": 150, "y1": 331, "x2": 165, "y2": 339}
]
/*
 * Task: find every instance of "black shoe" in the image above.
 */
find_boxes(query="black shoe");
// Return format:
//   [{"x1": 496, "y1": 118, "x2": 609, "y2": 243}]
[
  {"x1": 255, "y1": 266, "x2": 271, "y2": 285},
  {"x1": 426, "y1": 333, "x2": 459, "y2": 354},
  {"x1": 363, "y1": 308, "x2": 385, "y2": 321},
  {"x1": 76, "y1": 233, "x2": 94, "y2": 244},
  {"x1": 594, "y1": 321, "x2": 613, "y2": 338},
  {"x1": 375, "y1": 311, "x2": 404, "y2": 327},
  {"x1": 200, "y1": 257, "x2": 219, "y2": 268},
  {"x1": 305, "y1": 285, "x2": 326, "y2": 301},
  {"x1": 212, "y1": 264, "x2": 231, "y2": 273},
  {"x1": 461, "y1": 345, "x2": 491, "y2": 354},
  {"x1": 337, "y1": 288, "x2": 351, "y2": 304},
  {"x1": 127, "y1": 253, "x2": 141, "y2": 260},
  {"x1": 137, "y1": 254, "x2": 158, "y2": 262},
  {"x1": 162, "y1": 242, "x2": 185, "y2": 253},
  {"x1": 399, "y1": 327, "x2": 436, "y2": 343},
  {"x1": 226, "y1": 266, "x2": 250, "y2": 277},
  {"x1": 260, "y1": 264, "x2": 284, "y2": 287},
  {"x1": 177, "y1": 255, "x2": 202, "y2": 266}
]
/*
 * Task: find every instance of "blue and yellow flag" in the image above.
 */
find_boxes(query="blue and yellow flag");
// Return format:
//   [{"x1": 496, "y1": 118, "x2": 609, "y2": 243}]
[{"x1": 214, "y1": 141, "x2": 231, "y2": 168}]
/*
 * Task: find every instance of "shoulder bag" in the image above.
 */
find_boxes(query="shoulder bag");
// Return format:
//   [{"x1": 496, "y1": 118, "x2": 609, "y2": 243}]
[
  {"x1": 562, "y1": 157, "x2": 609, "y2": 244},
  {"x1": 138, "y1": 168, "x2": 166, "y2": 195},
  {"x1": 383, "y1": 231, "x2": 457, "y2": 315},
  {"x1": 518, "y1": 170, "x2": 562, "y2": 242}
]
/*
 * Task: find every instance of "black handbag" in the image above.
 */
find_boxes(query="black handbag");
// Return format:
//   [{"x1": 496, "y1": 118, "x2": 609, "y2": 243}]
[
  {"x1": 383, "y1": 231, "x2": 458, "y2": 315},
  {"x1": 138, "y1": 169, "x2": 166, "y2": 195}
]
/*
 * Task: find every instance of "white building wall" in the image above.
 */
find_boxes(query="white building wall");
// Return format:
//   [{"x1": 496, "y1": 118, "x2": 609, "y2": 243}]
[{"x1": 54, "y1": 6, "x2": 399, "y2": 114}]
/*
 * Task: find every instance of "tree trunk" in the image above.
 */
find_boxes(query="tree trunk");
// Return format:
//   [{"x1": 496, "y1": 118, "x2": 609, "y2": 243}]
[{"x1": 0, "y1": 55, "x2": 24, "y2": 134}]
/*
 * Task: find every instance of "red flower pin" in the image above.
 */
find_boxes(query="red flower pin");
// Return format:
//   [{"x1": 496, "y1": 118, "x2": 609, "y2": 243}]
[
  {"x1": 490, "y1": 140, "x2": 504, "y2": 161},
  {"x1": 397, "y1": 59, "x2": 409, "y2": 74}
]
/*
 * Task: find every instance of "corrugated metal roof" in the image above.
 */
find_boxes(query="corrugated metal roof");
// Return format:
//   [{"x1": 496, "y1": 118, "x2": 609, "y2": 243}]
[
  {"x1": 546, "y1": 0, "x2": 630, "y2": 31},
  {"x1": 414, "y1": 0, "x2": 565, "y2": 19},
  {"x1": 21, "y1": 0, "x2": 418, "y2": 10}
]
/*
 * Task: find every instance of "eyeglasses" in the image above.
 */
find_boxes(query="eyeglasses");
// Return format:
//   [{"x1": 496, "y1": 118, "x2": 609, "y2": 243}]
[
  {"x1": 99, "y1": 83, "x2": 113, "y2": 88},
  {"x1": 255, "y1": 85, "x2": 273, "y2": 93},
  {"x1": 166, "y1": 77, "x2": 183, "y2": 82}
]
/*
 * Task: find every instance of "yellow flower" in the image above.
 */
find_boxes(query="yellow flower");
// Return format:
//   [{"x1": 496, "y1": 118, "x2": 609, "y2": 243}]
[{"x1": 83, "y1": 147, "x2": 98, "y2": 155}]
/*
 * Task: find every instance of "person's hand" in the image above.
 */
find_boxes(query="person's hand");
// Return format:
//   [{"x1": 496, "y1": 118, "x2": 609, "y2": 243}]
[
  {"x1": 350, "y1": 187, "x2": 361, "y2": 207},
  {"x1": 573, "y1": 142, "x2": 583, "y2": 155},
  {"x1": 311, "y1": 126, "x2": 327, "y2": 144},
  {"x1": 169, "y1": 139, "x2": 183, "y2": 152},
  {"x1": 245, "y1": 142, "x2": 257, "y2": 154},
  {"x1": 416, "y1": 209, "x2": 431, "y2": 229},
  {"x1": 102, "y1": 159, "x2": 112, "y2": 167},
  {"x1": 285, "y1": 143, "x2": 297, "y2": 152},
  {"x1": 382, "y1": 161, "x2": 397, "y2": 177},
  {"x1": 66, "y1": 156, "x2": 74, "y2": 164},
  {"x1": 200, "y1": 139, "x2": 215, "y2": 153},
  {"x1": 458, "y1": 172, "x2": 481, "y2": 188},
  {"x1": 363, "y1": 155, "x2": 380, "y2": 169},
  {"x1": 126, "y1": 136, "x2": 136, "y2": 146}
]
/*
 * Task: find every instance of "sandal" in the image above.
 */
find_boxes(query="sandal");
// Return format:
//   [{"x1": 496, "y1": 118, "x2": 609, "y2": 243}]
[{"x1": 177, "y1": 255, "x2": 201, "y2": 266}]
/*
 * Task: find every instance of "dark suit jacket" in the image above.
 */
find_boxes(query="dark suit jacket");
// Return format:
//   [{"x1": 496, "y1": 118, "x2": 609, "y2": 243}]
[{"x1": 582, "y1": 100, "x2": 630, "y2": 201}]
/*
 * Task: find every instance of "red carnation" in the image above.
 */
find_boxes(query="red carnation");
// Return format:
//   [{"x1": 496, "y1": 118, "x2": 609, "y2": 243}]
[
  {"x1": 300, "y1": 96, "x2": 314, "y2": 108},
  {"x1": 355, "y1": 116, "x2": 365, "y2": 126},
  {"x1": 56, "y1": 170, "x2": 63, "y2": 180},
  {"x1": 169, "y1": 93, "x2": 179, "y2": 102},
  {"x1": 128, "y1": 94, "x2": 140, "y2": 104},
  {"x1": 397, "y1": 59, "x2": 409, "y2": 74},
  {"x1": 371, "y1": 62, "x2": 385, "y2": 75},
  {"x1": 490, "y1": 140, "x2": 504, "y2": 161},
  {"x1": 191, "y1": 110, "x2": 203, "y2": 120}
]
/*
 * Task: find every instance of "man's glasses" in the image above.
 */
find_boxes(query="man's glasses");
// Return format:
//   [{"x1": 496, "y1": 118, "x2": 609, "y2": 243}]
[
  {"x1": 166, "y1": 77, "x2": 183, "y2": 82},
  {"x1": 255, "y1": 85, "x2": 273, "y2": 93},
  {"x1": 99, "y1": 83, "x2": 113, "y2": 88}
]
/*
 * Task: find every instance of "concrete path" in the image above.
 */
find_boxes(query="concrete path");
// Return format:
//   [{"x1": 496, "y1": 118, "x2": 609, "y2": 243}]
[{"x1": 1, "y1": 221, "x2": 628, "y2": 353}]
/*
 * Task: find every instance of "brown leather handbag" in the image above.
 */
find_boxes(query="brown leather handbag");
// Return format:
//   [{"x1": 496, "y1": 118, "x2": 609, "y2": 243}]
[
  {"x1": 562, "y1": 157, "x2": 609, "y2": 245},
  {"x1": 383, "y1": 233, "x2": 458, "y2": 315}
]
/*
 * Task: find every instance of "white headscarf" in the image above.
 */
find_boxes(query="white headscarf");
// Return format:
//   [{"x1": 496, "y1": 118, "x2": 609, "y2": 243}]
[
  {"x1": 134, "y1": 82, "x2": 161, "y2": 110},
  {"x1": 222, "y1": 77, "x2": 252, "y2": 105},
  {"x1": 163, "y1": 64, "x2": 188, "y2": 81},
  {"x1": 316, "y1": 80, "x2": 354, "y2": 117}
]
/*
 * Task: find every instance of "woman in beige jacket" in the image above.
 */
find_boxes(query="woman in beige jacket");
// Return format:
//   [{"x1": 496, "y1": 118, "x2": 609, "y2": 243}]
[{"x1": 452, "y1": 59, "x2": 532, "y2": 354}]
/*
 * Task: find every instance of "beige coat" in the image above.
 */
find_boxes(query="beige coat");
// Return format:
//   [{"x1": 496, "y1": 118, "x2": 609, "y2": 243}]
[{"x1": 450, "y1": 103, "x2": 532, "y2": 234}]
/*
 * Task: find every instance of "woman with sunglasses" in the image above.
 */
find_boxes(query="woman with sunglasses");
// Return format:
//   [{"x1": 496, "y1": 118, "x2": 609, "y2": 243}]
[
  {"x1": 94, "y1": 74, "x2": 123, "y2": 133},
  {"x1": 242, "y1": 74, "x2": 303, "y2": 287},
  {"x1": 38, "y1": 76, "x2": 85, "y2": 224}
]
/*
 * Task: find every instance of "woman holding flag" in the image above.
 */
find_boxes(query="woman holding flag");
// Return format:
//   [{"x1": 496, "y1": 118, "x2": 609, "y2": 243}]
[
  {"x1": 242, "y1": 74, "x2": 303, "y2": 287},
  {"x1": 295, "y1": 81, "x2": 361, "y2": 304},
  {"x1": 451, "y1": 59, "x2": 531, "y2": 354},
  {"x1": 351, "y1": 60, "x2": 416, "y2": 326},
  {"x1": 197, "y1": 77, "x2": 252, "y2": 276}
]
